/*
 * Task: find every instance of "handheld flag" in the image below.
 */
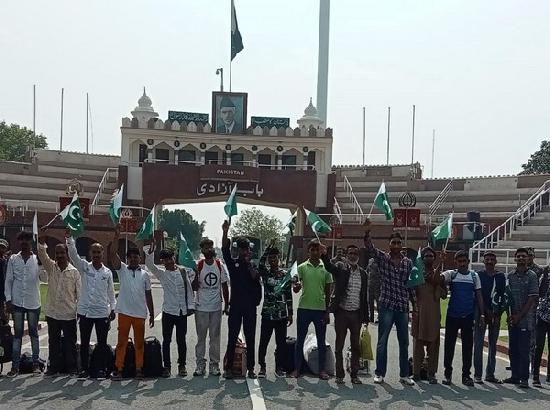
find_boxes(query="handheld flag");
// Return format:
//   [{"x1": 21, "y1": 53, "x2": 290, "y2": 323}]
[
  {"x1": 32, "y1": 211, "x2": 38, "y2": 241},
  {"x1": 304, "y1": 208, "x2": 332, "y2": 235},
  {"x1": 109, "y1": 184, "x2": 124, "y2": 225},
  {"x1": 373, "y1": 182, "x2": 394, "y2": 220},
  {"x1": 178, "y1": 233, "x2": 197, "y2": 270},
  {"x1": 231, "y1": 0, "x2": 244, "y2": 61},
  {"x1": 274, "y1": 261, "x2": 298, "y2": 295},
  {"x1": 224, "y1": 184, "x2": 238, "y2": 220},
  {"x1": 432, "y1": 213, "x2": 453, "y2": 242},
  {"x1": 136, "y1": 205, "x2": 155, "y2": 241},
  {"x1": 59, "y1": 193, "x2": 85, "y2": 237},
  {"x1": 407, "y1": 248, "x2": 425, "y2": 288},
  {"x1": 285, "y1": 210, "x2": 297, "y2": 234}
]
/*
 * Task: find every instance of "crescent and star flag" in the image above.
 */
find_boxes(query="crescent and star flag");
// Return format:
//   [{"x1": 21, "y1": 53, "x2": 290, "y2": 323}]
[
  {"x1": 304, "y1": 208, "x2": 332, "y2": 235},
  {"x1": 109, "y1": 184, "x2": 124, "y2": 225},
  {"x1": 224, "y1": 184, "x2": 238, "y2": 220},
  {"x1": 136, "y1": 205, "x2": 155, "y2": 241},
  {"x1": 374, "y1": 182, "x2": 394, "y2": 220},
  {"x1": 59, "y1": 193, "x2": 85, "y2": 237},
  {"x1": 231, "y1": 0, "x2": 244, "y2": 61}
]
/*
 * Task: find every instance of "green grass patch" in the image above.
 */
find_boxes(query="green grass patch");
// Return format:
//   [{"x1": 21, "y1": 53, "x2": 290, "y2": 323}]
[{"x1": 440, "y1": 299, "x2": 508, "y2": 330}]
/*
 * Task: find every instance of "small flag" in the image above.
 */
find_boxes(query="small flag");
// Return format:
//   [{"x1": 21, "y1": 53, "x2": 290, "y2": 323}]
[
  {"x1": 178, "y1": 233, "x2": 197, "y2": 270},
  {"x1": 432, "y1": 213, "x2": 453, "y2": 241},
  {"x1": 231, "y1": 0, "x2": 244, "y2": 61},
  {"x1": 109, "y1": 184, "x2": 124, "y2": 225},
  {"x1": 407, "y1": 248, "x2": 425, "y2": 288},
  {"x1": 285, "y1": 210, "x2": 297, "y2": 234},
  {"x1": 59, "y1": 193, "x2": 85, "y2": 237},
  {"x1": 224, "y1": 184, "x2": 238, "y2": 219},
  {"x1": 304, "y1": 208, "x2": 332, "y2": 234},
  {"x1": 136, "y1": 205, "x2": 155, "y2": 241},
  {"x1": 274, "y1": 261, "x2": 298, "y2": 295},
  {"x1": 32, "y1": 211, "x2": 38, "y2": 241},
  {"x1": 374, "y1": 182, "x2": 394, "y2": 220}
]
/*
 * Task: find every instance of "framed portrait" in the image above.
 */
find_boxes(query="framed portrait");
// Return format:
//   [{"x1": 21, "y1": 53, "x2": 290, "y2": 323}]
[{"x1": 212, "y1": 91, "x2": 248, "y2": 135}]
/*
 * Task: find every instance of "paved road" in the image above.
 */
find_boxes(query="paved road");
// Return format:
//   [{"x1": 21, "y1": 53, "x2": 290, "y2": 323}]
[{"x1": 1, "y1": 287, "x2": 549, "y2": 409}]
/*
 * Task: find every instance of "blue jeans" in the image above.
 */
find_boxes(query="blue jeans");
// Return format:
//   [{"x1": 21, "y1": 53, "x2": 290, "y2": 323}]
[
  {"x1": 375, "y1": 307, "x2": 409, "y2": 377},
  {"x1": 473, "y1": 314, "x2": 501, "y2": 379},
  {"x1": 294, "y1": 308, "x2": 326, "y2": 373},
  {"x1": 12, "y1": 305, "x2": 41, "y2": 369},
  {"x1": 509, "y1": 326, "x2": 530, "y2": 382}
]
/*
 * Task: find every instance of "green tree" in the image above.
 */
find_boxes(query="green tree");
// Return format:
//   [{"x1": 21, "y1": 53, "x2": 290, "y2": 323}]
[
  {"x1": 230, "y1": 207, "x2": 285, "y2": 250},
  {"x1": 0, "y1": 121, "x2": 48, "y2": 161},
  {"x1": 158, "y1": 209, "x2": 205, "y2": 253},
  {"x1": 521, "y1": 140, "x2": 550, "y2": 174}
]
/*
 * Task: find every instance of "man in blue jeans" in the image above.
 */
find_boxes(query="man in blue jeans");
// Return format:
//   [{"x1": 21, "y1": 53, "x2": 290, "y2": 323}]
[
  {"x1": 504, "y1": 247, "x2": 538, "y2": 388},
  {"x1": 364, "y1": 220, "x2": 416, "y2": 386},
  {"x1": 4, "y1": 231, "x2": 45, "y2": 377},
  {"x1": 473, "y1": 251, "x2": 506, "y2": 384}
]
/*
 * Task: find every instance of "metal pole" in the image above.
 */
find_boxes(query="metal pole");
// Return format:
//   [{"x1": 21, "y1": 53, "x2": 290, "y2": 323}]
[
  {"x1": 362, "y1": 106, "x2": 366, "y2": 166},
  {"x1": 60, "y1": 88, "x2": 64, "y2": 150},
  {"x1": 216, "y1": 68, "x2": 224, "y2": 92},
  {"x1": 431, "y1": 129, "x2": 435, "y2": 178},
  {"x1": 86, "y1": 92, "x2": 89, "y2": 154},
  {"x1": 386, "y1": 106, "x2": 391, "y2": 165},
  {"x1": 411, "y1": 104, "x2": 416, "y2": 165},
  {"x1": 229, "y1": 62, "x2": 232, "y2": 92},
  {"x1": 33, "y1": 84, "x2": 36, "y2": 142}
]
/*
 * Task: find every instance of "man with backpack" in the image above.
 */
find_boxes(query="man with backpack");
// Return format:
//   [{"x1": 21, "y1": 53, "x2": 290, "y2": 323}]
[
  {"x1": 440, "y1": 250, "x2": 485, "y2": 386},
  {"x1": 192, "y1": 238, "x2": 229, "y2": 377},
  {"x1": 473, "y1": 251, "x2": 506, "y2": 384},
  {"x1": 145, "y1": 242, "x2": 194, "y2": 378},
  {"x1": 109, "y1": 225, "x2": 155, "y2": 381}
]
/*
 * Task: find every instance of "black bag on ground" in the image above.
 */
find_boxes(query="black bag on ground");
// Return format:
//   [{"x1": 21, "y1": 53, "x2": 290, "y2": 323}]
[
  {"x1": 143, "y1": 336, "x2": 163, "y2": 377},
  {"x1": 275, "y1": 336, "x2": 296, "y2": 374},
  {"x1": 89, "y1": 343, "x2": 115, "y2": 378},
  {"x1": 114, "y1": 338, "x2": 136, "y2": 378},
  {"x1": 0, "y1": 323, "x2": 13, "y2": 373},
  {"x1": 19, "y1": 353, "x2": 46, "y2": 374}
]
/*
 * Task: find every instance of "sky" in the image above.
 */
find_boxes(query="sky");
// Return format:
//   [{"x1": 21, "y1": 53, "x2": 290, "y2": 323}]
[{"x1": 2, "y1": 0, "x2": 549, "y2": 241}]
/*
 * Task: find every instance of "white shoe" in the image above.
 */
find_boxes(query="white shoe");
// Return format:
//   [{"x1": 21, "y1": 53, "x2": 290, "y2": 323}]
[
  {"x1": 373, "y1": 375, "x2": 384, "y2": 384},
  {"x1": 400, "y1": 377, "x2": 416, "y2": 386}
]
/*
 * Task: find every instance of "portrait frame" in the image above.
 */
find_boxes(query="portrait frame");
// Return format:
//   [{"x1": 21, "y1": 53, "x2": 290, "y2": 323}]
[{"x1": 211, "y1": 91, "x2": 248, "y2": 135}]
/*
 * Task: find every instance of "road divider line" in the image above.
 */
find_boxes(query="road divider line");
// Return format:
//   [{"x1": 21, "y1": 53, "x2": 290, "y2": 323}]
[
  {"x1": 246, "y1": 377, "x2": 267, "y2": 410},
  {"x1": 155, "y1": 312, "x2": 163, "y2": 321}
]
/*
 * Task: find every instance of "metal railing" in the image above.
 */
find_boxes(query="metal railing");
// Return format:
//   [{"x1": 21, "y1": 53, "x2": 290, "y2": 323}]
[
  {"x1": 0, "y1": 198, "x2": 60, "y2": 215},
  {"x1": 91, "y1": 168, "x2": 118, "y2": 208},
  {"x1": 469, "y1": 179, "x2": 550, "y2": 264},
  {"x1": 333, "y1": 197, "x2": 343, "y2": 224},
  {"x1": 470, "y1": 248, "x2": 550, "y2": 274},
  {"x1": 429, "y1": 179, "x2": 454, "y2": 216},
  {"x1": 343, "y1": 175, "x2": 365, "y2": 223},
  {"x1": 120, "y1": 159, "x2": 317, "y2": 171}
]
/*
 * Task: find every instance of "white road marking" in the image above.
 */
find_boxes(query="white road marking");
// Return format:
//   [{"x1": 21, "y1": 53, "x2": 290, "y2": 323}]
[
  {"x1": 154, "y1": 312, "x2": 163, "y2": 321},
  {"x1": 247, "y1": 377, "x2": 267, "y2": 410}
]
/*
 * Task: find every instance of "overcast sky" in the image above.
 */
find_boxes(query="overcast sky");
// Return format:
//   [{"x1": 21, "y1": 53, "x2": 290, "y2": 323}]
[{"x1": 2, "y1": 0, "x2": 549, "y2": 240}]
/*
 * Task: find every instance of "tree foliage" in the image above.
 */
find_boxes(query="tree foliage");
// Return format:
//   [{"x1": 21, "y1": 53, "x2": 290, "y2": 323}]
[
  {"x1": 521, "y1": 140, "x2": 550, "y2": 175},
  {"x1": 230, "y1": 207, "x2": 285, "y2": 248},
  {"x1": 158, "y1": 209, "x2": 205, "y2": 252},
  {"x1": 0, "y1": 121, "x2": 48, "y2": 162}
]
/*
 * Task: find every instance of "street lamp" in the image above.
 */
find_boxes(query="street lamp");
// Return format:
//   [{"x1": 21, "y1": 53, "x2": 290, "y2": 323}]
[{"x1": 216, "y1": 68, "x2": 224, "y2": 92}]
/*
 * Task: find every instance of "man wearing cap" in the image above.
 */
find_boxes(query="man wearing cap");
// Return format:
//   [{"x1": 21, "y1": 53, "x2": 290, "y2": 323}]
[
  {"x1": 221, "y1": 221, "x2": 262, "y2": 379},
  {"x1": 0, "y1": 238, "x2": 9, "y2": 324},
  {"x1": 216, "y1": 96, "x2": 242, "y2": 134}
]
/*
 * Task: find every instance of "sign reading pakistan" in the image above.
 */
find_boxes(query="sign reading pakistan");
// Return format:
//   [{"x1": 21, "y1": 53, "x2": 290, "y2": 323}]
[
  {"x1": 251, "y1": 116, "x2": 290, "y2": 129},
  {"x1": 212, "y1": 91, "x2": 248, "y2": 135},
  {"x1": 168, "y1": 111, "x2": 209, "y2": 125}
]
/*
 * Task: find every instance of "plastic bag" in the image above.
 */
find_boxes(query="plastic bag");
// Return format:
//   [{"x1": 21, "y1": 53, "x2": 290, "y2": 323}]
[{"x1": 360, "y1": 326, "x2": 374, "y2": 361}]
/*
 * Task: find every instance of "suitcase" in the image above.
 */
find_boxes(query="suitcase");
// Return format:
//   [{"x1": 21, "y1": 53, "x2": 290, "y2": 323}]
[
  {"x1": 0, "y1": 323, "x2": 13, "y2": 373},
  {"x1": 143, "y1": 336, "x2": 163, "y2": 377}
]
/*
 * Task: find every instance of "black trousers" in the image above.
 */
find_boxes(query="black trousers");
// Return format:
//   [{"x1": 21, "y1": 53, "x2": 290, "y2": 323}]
[
  {"x1": 78, "y1": 315, "x2": 110, "y2": 371},
  {"x1": 444, "y1": 314, "x2": 474, "y2": 379},
  {"x1": 226, "y1": 305, "x2": 256, "y2": 371},
  {"x1": 534, "y1": 318, "x2": 550, "y2": 378},
  {"x1": 47, "y1": 317, "x2": 77, "y2": 373},
  {"x1": 162, "y1": 311, "x2": 188, "y2": 368},
  {"x1": 258, "y1": 317, "x2": 287, "y2": 368}
]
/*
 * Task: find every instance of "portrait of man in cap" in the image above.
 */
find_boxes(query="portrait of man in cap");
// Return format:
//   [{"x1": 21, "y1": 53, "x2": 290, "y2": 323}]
[{"x1": 212, "y1": 92, "x2": 248, "y2": 135}]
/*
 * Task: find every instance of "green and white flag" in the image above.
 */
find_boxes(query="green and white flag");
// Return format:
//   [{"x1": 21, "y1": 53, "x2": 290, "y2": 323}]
[
  {"x1": 224, "y1": 184, "x2": 238, "y2": 220},
  {"x1": 407, "y1": 248, "x2": 425, "y2": 288},
  {"x1": 231, "y1": 0, "x2": 244, "y2": 61},
  {"x1": 59, "y1": 193, "x2": 85, "y2": 237},
  {"x1": 136, "y1": 205, "x2": 155, "y2": 241},
  {"x1": 374, "y1": 182, "x2": 394, "y2": 220},
  {"x1": 285, "y1": 210, "x2": 297, "y2": 234},
  {"x1": 178, "y1": 233, "x2": 197, "y2": 270},
  {"x1": 109, "y1": 184, "x2": 124, "y2": 225},
  {"x1": 274, "y1": 261, "x2": 298, "y2": 295},
  {"x1": 304, "y1": 208, "x2": 332, "y2": 235},
  {"x1": 432, "y1": 213, "x2": 453, "y2": 241}
]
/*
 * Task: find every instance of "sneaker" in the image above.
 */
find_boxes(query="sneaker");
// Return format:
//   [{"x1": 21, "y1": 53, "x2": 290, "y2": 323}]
[
  {"x1": 442, "y1": 376, "x2": 452, "y2": 385},
  {"x1": 6, "y1": 368, "x2": 19, "y2": 378},
  {"x1": 193, "y1": 366, "x2": 206, "y2": 377},
  {"x1": 519, "y1": 380, "x2": 529, "y2": 389},
  {"x1": 335, "y1": 377, "x2": 345, "y2": 384},
  {"x1": 503, "y1": 377, "x2": 520, "y2": 385},
  {"x1": 462, "y1": 376, "x2": 474, "y2": 387},
  {"x1": 485, "y1": 376, "x2": 503, "y2": 384},
  {"x1": 44, "y1": 369, "x2": 58, "y2": 378},
  {"x1": 96, "y1": 370, "x2": 107, "y2": 380},
  {"x1": 351, "y1": 377, "x2": 362, "y2": 385},
  {"x1": 247, "y1": 370, "x2": 257, "y2": 379},
  {"x1": 178, "y1": 365, "x2": 187, "y2": 377},
  {"x1": 135, "y1": 369, "x2": 144, "y2": 380},
  {"x1": 32, "y1": 362, "x2": 42, "y2": 376},
  {"x1": 400, "y1": 377, "x2": 416, "y2": 386},
  {"x1": 319, "y1": 371, "x2": 330, "y2": 380},
  {"x1": 209, "y1": 364, "x2": 221, "y2": 377},
  {"x1": 533, "y1": 378, "x2": 542, "y2": 388},
  {"x1": 428, "y1": 376, "x2": 438, "y2": 385},
  {"x1": 77, "y1": 370, "x2": 89, "y2": 380},
  {"x1": 373, "y1": 375, "x2": 384, "y2": 384},
  {"x1": 258, "y1": 367, "x2": 266, "y2": 379},
  {"x1": 223, "y1": 369, "x2": 234, "y2": 379},
  {"x1": 474, "y1": 376, "x2": 484, "y2": 384},
  {"x1": 161, "y1": 367, "x2": 171, "y2": 378},
  {"x1": 111, "y1": 370, "x2": 123, "y2": 381},
  {"x1": 275, "y1": 368, "x2": 286, "y2": 378}
]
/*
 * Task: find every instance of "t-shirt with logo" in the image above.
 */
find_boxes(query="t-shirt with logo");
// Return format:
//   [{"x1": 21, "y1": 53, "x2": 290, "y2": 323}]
[
  {"x1": 443, "y1": 269, "x2": 481, "y2": 318},
  {"x1": 195, "y1": 259, "x2": 228, "y2": 312}
]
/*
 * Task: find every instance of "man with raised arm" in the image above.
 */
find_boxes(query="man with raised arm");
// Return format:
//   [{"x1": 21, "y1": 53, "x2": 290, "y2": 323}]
[
  {"x1": 145, "y1": 242, "x2": 194, "y2": 378},
  {"x1": 37, "y1": 228, "x2": 81, "y2": 377},
  {"x1": 66, "y1": 230, "x2": 116, "y2": 380},
  {"x1": 109, "y1": 224, "x2": 154, "y2": 381}
]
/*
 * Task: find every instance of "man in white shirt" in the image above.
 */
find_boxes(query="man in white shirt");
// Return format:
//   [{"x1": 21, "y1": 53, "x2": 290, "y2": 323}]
[
  {"x1": 66, "y1": 231, "x2": 116, "y2": 380},
  {"x1": 109, "y1": 225, "x2": 154, "y2": 381},
  {"x1": 37, "y1": 228, "x2": 81, "y2": 377},
  {"x1": 192, "y1": 238, "x2": 229, "y2": 377},
  {"x1": 4, "y1": 231, "x2": 45, "y2": 377},
  {"x1": 145, "y1": 243, "x2": 194, "y2": 378}
]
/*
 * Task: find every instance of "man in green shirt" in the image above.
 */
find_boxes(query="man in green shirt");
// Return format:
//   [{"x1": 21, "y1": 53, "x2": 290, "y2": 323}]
[{"x1": 291, "y1": 239, "x2": 333, "y2": 380}]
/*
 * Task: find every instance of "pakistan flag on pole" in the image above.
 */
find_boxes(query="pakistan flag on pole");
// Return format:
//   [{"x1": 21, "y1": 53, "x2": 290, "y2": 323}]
[
  {"x1": 60, "y1": 193, "x2": 85, "y2": 237},
  {"x1": 231, "y1": 0, "x2": 244, "y2": 60},
  {"x1": 432, "y1": 213, "x2": 453, "y2": 241},
  {"x1": 178, "y1": 233, "x2": 197, "y2": 270},
  {"x1": 224, "y1": 184, "x2": 238, "y2": 220},
  {"x1": 136, "y1": 205, "x2": 155, "y2": 241},
  {"x1": 109, "y1": 184, "x2": 124, "y2": 225},
  {"x1": 304, "y1": 208, "x2": 332, "y2": 235},
  {"x1": 407, "y1": 248, "x2": 425, "y2": 288},
  {"x1": 374, "y1": 182, "x2": 394, "y2": 220}
]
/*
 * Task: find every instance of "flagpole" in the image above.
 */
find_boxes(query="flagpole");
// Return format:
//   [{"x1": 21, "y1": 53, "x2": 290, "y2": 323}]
[
  {"x1": 42, "y1": 214, "x2": 60, "y2": 230},
  {"x1": 86, "y1": 92, "x2": 89, "y2": 154},
  {"x1": 410, "y1": 104, "x2": 416, "y2": 165},
  {"x1": 60, "y1": 88, "x2": 64, "y2": 150},
  {"x1": 386, "y1": 106, "x2": 391, "y2": 165},
  {"x1": 362, "y1": 106, "x2": 366, "y2": 166},
  {"x1": 229, "y1": 0, "x2": 232, "y2": 92}
]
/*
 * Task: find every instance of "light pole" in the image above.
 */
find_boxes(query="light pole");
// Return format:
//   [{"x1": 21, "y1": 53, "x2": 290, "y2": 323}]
[{"x1": 216, "y1": 68, "x2": 224, "y2": 92}]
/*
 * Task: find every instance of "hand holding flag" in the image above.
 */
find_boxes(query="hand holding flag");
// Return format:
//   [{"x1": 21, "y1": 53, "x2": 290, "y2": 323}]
[{"x1": 373, "y1": 182, "x2": 394, "y2": 220}]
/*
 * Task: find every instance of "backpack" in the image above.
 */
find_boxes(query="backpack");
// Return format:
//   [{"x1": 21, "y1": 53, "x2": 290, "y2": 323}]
[
  {"x1": 89, "y1": 343, "x2": 115, "y2": 378},
  {"x1": 19, "y1": 353, "x2": 46, "y2": 374},
  {"x1": 223, "y1": 338, "x2": 247, "y2": 378},
  {"x1": 143, "y1": 336, "x2": 163, "y2": 378},
  {"x1": 0, "y1": 323, "x2": 13, "y2": 373},
  {"x1": 448, "y1": 270, "x2": 477, "y2": 297}
]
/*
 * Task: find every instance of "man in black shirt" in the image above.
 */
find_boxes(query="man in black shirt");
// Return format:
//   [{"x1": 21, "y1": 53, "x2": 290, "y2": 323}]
[{"x1": 221, "y1": 221, "x2": 261, "y2": 379}]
